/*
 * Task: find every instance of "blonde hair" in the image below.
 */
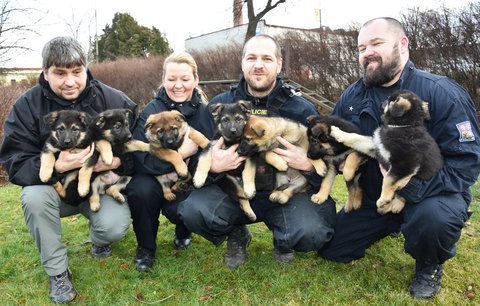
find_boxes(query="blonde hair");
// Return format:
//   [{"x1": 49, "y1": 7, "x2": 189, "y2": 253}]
[{"x1": 161, "y1": 52, "x2": 208, "y2": 104}]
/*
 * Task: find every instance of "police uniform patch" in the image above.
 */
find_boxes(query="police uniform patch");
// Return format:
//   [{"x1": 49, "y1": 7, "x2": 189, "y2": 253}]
[{"x1": 456, "y1": 121, "x2": 475, "y2": 142}]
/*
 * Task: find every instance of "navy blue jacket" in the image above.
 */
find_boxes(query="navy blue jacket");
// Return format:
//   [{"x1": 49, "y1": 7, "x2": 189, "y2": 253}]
[
  {"x1": 211, "y1": 76, "x2": 318, "y2": 126},
  {"x1": 131, "y1": 87, "x2": 215, "y2": 176},
  {"x1": 333, "y1": 60, "x2": 480, "y2": 206},
  {"x1": 0, "y1": 70, "x2": 137, "y2": 186}
]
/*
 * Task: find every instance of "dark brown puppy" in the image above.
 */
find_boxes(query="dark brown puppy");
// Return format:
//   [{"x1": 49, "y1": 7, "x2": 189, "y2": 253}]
[
  {"x1": 329, "y1": 90, "x2": 443, "y2": 214},
  {"x1": 306, "y1": 114, "x2": 366, "y2": 212},
  {"x1": 145, "y1": 110, "x2": 210, "y2": 201}
]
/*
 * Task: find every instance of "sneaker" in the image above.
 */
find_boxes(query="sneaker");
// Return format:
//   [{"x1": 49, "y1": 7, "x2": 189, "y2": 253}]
[
  {"x1": 173, "y1": 234, "x2": 192, "y2": 250},
  {"x1": 409, "y1": 262, "x2": 443, "y2": 299},
  {"x1": 224, "y1": 225, "x2": 252, "y2": 269},
  {"x1": 134, "y1": 247, "x2": 155, "y2": 272},
  {"x1": 273, "y1": 245, "x2": 295, "y2": 264},
  {"x1": 91, "y1": 244, "x2": 112, "y2": 258},
  {"x1": 49, "y1": 268, "x2": 76, "y2": 304}
]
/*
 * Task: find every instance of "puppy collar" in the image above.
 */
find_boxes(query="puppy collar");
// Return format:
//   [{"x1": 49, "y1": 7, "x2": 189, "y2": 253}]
[{"x1": 387, "y1": 124, "x2": 413, "y2": 128}]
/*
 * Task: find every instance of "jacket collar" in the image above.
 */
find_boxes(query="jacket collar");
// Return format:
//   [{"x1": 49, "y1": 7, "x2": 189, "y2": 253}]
[
  {"x1": 39, "y1": 69, "x2": 94, "y2": 107},
  {"x1": 156, "y1": 87, "x2": 202, "y2": 118}
]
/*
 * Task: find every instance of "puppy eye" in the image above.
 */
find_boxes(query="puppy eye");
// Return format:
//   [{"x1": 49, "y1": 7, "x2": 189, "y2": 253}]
[
  {"x1": 310, "y1": 138, "x2": 318, "y2": 144},
  {"x1": 235, "y1": 117, "x2": 244, "y2": 122}
]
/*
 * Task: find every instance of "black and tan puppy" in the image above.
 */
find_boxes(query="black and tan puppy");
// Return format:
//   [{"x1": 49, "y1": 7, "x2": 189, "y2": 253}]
[
  {"x1": 237, "y1": 115, "x2": 326, "y2": 204},
  {"x1": 57, "y1": 109, "x2": 150, "y2": 211},
  {"x1": 84, "y1": 109, "x2": 150, "y2": 211},
  {"x1": 329, "y1": 90, "x2": 444, "y2": 214},
  {"x1": 145, "y1": 110, "x2": 210, "y2": 201},
  {"x1": 40, "y1": 110, "x2": 94, "y2": 201},
  {"x1": 40, "y1": 110, "x2": 93, "y2": 184},
  {"x1": 193, "y1": 100, "x2": 259, "y2": 220},
  {"x1": 306, "y1": 114, "x2": 366, "y2": 212}
]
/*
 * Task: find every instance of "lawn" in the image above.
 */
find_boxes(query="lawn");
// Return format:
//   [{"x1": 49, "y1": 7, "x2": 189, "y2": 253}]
[{"x1": 0, "y1": 178, "x2": 478, "y2": 305}]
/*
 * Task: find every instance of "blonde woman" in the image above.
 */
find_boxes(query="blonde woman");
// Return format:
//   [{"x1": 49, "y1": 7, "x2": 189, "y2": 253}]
[{"x1": 126, "y1": 52, "x2": 214, "y2": 272}]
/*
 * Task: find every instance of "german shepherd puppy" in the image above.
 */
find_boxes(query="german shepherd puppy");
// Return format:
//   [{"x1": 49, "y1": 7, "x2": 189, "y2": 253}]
[
  {"x1": 237, "y1": 115, "x2": 326, "y2": 204},
  {"x1": 306, "y1": 114, "x2": 366, "y2": 212},
  {"x1": 329, "y1": 90, "x2": 443, "y2": 214},
  {"x1": 40, "y1": 110, "x2": 93, "y2": 185},
  {"x1": 145, "y1": 110, "x2": 210, "y2": 201},
  {"x1": 193, "y1": 100, "x2": 259, "y2": 220},
  {"x1": 54, "y1": 109, "x2": 150, "y2": 211}
]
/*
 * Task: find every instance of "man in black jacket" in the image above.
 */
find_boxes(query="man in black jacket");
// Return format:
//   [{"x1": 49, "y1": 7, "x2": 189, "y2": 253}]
[
  {"x1": 178, "y1": 34, "x2": 337, "y2": 269},
  {"x1": 0, "y1": 36, "x2": 136, "y2": 304}
]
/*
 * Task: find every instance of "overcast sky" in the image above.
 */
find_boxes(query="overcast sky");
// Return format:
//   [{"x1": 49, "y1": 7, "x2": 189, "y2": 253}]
[{"x1": 4, "y1": 0, "x2": 472, "y2": 68}]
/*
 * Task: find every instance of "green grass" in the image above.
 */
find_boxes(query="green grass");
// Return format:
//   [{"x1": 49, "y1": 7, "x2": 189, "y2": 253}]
[{"x1": 0, "y1": 178, "x2": 478, "y2": 305}]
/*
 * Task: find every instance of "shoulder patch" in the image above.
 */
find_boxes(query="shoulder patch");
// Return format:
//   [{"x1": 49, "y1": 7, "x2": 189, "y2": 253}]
[{"x1": 456, "y1": 121, "x2": 475, "y2": 142}]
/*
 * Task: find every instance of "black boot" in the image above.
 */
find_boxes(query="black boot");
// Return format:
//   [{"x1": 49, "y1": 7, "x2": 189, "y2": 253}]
[
  {"x1": 134, "y1": 247, "x2": 155, "y2": 272},
  {"x1": 173, "y1": 224, "x2": 192, "y2": 250},
  {"x1": 409, "y1": 261, "x2": 443, "y2": 299},
  {"x1": 224, "y1": 225, "x2": 252, "y2": 269}
]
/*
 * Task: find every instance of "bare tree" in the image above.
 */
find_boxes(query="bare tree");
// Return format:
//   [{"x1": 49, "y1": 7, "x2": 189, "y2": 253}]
[
  {"x1": 0, "y1": 0, "x2": 40, "y2": 66},
  {"x1": 244, "y1": 0, "x2": 287, "y2": 42}
]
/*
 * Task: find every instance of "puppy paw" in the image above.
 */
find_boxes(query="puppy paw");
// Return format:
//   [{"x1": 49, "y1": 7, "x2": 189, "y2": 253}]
[
  {"x1": 376, "y1": 197, "x2": 392, "y2": 209},
  {"x1": 192, "y1": 173, "x2": 207, "y2": 188},
  {"x1": 39, "y1": 169, "x2": 53, "y2": 183},
  {"x1": 312, "y1": 160, "x2": 327, "y2": 177},
  {"x1": 244, "y1": 210, "x2": 257, "y2": 222},
  {"x1": 330, "y1": 126, "x2": 347, "y2": 143},
  {"x1": 163, "y1": 191, "x2": 176, "y2": 202},
  {"x1": 311, "y1": 192, "x2": 327, "y2": 204},
  {"x1": 244, "y1": 183, "x2": 256, "y2": 199},
  {"x1": 270, "y1": 191, "x2": 290, "y2": 204},
  {"x1": 77, "y1": 182, "x2": 90, "y2": 197},
  {"x1": 90, "y1": 201, "x2": 101, "y2": 212},
  {"x1": 376, "y1": 202, "x2": 393, "y2": 215},
  {"x1": 113, "y1": 193, "x2": 126, "y2": 203},
  {"x1": 390, "y1": 197, "x2": 406, "y2": 214},
  {"x1": 176, "y1": 165, "x2": 189, "y2": 178}
]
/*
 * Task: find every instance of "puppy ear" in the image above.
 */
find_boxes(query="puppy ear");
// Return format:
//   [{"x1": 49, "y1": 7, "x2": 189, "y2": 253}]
[
  {"x1": 79, "y1": 112, "x2": 92, "y2": 126},
  {"x1": 44, "y1": 111, "x2": 59, "y2": 127},
  {"x1": 95, "y1": 116, "x2": 106, "y2": 128},
  {"x1": 209, "y1": 103, "x2": 224, "y2": 118},
  {"x1": 250, "y1": 121, "x2": 267, "y2": 137},
  {"x1": 175, "y1": 112, "x2": 186, "y2": 123},
  {"x1": 145, "y1": 115, "x2": 154, "y2": 130},
  {"x1": 422, "y1": 102, "x2": 430, "y2": 120},
  {"x1": 238, "y1": 100, "x2": 252, "y2": 115},
  {"x1": 124, "y1": 109, "x2": 133, "y2": 120},
  {"x1": 306, "y1": 115, "x2": 317, "y2": 125}
]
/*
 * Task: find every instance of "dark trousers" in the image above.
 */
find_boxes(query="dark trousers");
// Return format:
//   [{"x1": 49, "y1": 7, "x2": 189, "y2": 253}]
[
  {"x1": 177, "y1": 184, "x2": 337, "y2": 252},
  {"x1": 126, "y1": 173, "x2": 189, "y2": 253},
  {"x1": 320, "y1": 193, "x2": 470, "y2": 264}
]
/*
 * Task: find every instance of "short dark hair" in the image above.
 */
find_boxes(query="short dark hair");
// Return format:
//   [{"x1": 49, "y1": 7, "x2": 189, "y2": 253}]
[
  {"x1": 42, "y1": 36, "x2": 87, "y2": 69},
  {"x1": 242, "y1": 34, "x2": 282, "y2": 58},
  {"x1": 362, "y1": 17, "x2": 406, "y2": 37}
]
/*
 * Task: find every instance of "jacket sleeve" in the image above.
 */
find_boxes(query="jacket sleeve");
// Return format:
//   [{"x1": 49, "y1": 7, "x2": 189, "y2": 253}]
[
  {"x1": 398, "y1": 81, "x2": 480, "y2": 203},
  {"x1": 0, "y1": 97, "x2": 52, "y2": 186}
]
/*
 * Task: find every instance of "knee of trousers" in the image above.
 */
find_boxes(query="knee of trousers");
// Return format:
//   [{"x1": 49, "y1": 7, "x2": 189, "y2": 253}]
[
  {"x1": 90, "y1": 198, "x2": 131, "y2": 243},
  {"x1": 273, "y1": 197, "x2": 336, "y2": 252},
  {"x1": 21, "y1": 185, "x2": 60, "y2": 216}
]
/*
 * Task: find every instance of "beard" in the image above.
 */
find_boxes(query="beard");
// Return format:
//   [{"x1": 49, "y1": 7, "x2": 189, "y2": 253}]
[{"x1": 363, "y1": 44, "x2": 401, "y2": 87}]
